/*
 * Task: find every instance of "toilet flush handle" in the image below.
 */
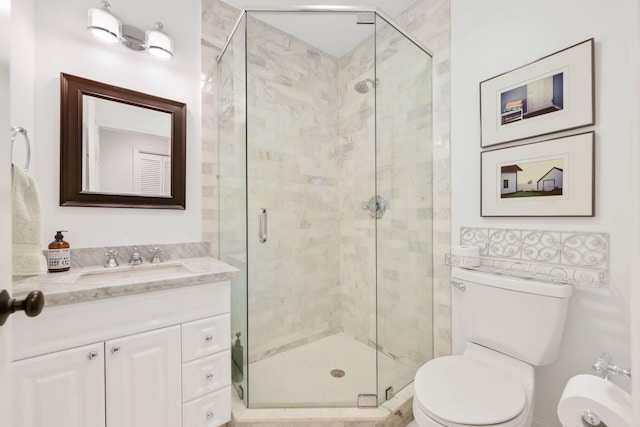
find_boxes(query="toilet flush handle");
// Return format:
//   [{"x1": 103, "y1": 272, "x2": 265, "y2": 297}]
[{"x1": 451, "y1": 280, "x2": 466, "y2": 292}]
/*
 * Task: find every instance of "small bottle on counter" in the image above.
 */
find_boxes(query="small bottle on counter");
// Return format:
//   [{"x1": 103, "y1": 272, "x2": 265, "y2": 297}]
[{"x1": 47, "y1": 230, "x2": 71, "y2": 273}]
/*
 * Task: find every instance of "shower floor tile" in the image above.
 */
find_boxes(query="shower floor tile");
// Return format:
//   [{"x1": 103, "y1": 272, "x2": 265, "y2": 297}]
[{"x1": 248, "y1": 332, "x2": 415, "y2": 407}]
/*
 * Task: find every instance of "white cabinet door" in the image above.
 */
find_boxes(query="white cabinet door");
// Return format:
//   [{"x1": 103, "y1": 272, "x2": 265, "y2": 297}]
[
  {"x1": 105, "y1": 326, "x2": 181, "y2": 427},
  {"x1": 12, "y1": 343, "x2": 106, "y2": 427}
]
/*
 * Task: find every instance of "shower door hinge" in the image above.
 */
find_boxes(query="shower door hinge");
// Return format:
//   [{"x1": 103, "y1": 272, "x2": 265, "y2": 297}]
[
  {"x1": 234, "y1": 384, "x2": 244, "y2": 400},
  {"x1": 385, "y1": 386, "x2": 395, "y2": 401},
  {"x1": 356, "y1": 12, "x2": 375, "y2": 24},
  {"x1": 357, "y1": 394, "x2": 377, "y2": 407}
]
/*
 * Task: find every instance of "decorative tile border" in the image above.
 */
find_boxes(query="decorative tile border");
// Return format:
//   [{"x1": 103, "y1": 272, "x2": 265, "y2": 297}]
[{"x1": 452, "y1": 227, "x2": 608, "y2": 286}]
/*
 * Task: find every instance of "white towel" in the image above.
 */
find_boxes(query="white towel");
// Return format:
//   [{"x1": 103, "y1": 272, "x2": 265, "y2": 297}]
[{"x1": 12, "y1": 164, "x2": 47, "y2": 276}]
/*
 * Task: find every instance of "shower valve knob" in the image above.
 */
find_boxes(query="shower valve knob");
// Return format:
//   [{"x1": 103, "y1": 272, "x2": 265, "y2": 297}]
[{"x1": 361, "y1": 196, "x2": 387, "y2": 219}]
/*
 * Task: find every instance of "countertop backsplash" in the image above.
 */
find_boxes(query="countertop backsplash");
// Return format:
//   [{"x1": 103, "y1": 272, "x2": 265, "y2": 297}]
[{"x1": 49, "y1": 241, "x2": 213, "y2": 269}]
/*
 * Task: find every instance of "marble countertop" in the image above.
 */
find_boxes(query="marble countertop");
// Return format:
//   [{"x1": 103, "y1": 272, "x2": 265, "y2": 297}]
[{"x1": 12, "y1": 257, "x2": 239, "y2": 307}]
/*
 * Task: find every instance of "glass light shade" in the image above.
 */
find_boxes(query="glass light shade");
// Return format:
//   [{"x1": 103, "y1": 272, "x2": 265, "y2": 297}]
[
  {"x1": 87, "y1": 7, "x2": 121, "y2": 44},
  {"x1": 146, "y1": 28, "x2": 173, "y2": 61}
]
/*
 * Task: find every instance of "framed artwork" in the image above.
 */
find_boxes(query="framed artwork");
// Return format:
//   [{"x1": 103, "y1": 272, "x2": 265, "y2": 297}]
[
  {"x1": 481, "y1": 132, "x2": 594, "y2": 217},
  {"x1": 480, "y1": 38, "x2": 594, "y2": 147}
]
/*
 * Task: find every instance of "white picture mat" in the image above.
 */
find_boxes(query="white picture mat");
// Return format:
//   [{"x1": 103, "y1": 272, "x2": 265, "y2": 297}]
[
  {"x1": 481, "y1": 132, "x2": 594, "y2": 216},
  {"x1": 480, "y1": 39, "x2": 593, "y2": 147}
]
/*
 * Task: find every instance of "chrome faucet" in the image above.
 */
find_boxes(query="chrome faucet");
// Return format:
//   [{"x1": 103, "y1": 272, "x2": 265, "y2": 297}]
[
  {"x1": 129, "y1": 247, "x2": 143, "y2": 265},
  {"x1": 104, "y1": 250, "x2": 119, "y2": 268},
  {"x1": 149, "y1": 247, "x2": 163, "y2": 264}
]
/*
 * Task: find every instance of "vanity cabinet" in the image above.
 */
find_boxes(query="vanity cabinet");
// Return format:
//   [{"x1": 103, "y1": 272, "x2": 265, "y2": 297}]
[
  {"x1": 12, "y1": 281, "x2": 231, "y2": 427},
  {"x1": 13, "y1": 327, "x2": 181, "y2": 427}
]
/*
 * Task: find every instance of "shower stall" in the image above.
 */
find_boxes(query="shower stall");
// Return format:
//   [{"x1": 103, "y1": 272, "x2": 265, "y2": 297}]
[{"x1": 218, "y1": 8, "x2": 433, "y2": 409}]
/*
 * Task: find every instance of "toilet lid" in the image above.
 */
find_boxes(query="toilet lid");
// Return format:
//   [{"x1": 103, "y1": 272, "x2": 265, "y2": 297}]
[{"x1": 414, "y1": 356, "x2": 526, "y2": 425}]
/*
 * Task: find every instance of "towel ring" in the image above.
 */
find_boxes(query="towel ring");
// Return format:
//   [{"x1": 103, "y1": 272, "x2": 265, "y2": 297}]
[{"x1": 10, "y1": 126, "x2": 31, "y2": 172}]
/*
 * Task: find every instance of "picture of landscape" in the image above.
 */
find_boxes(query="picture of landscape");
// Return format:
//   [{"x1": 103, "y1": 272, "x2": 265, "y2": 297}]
[{"x1": 500, "y1": 158, "x2": 564, "y2": 199}]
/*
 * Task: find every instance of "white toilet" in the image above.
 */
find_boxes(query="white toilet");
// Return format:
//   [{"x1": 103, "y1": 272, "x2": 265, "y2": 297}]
[{"x1": 413, "y1": 267, "x2": 573, "y2": 427}]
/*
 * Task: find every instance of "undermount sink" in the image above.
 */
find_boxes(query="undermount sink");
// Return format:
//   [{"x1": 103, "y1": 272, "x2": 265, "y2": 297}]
[{"x1": 74, "y1": 262, "x2": 192, "y2": 285}]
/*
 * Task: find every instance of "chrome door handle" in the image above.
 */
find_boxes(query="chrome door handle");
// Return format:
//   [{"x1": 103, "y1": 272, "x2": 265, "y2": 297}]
[{"x1": 258, "y1": 208, "x2": 267, "y2": 243}]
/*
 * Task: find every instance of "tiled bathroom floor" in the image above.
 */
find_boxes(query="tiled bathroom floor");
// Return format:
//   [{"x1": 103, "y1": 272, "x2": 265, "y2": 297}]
[{"x1": 248, "y1": 332, "x2": 416, "y2": 407}]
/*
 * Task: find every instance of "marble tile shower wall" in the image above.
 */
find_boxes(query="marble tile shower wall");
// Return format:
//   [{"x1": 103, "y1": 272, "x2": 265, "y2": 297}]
[
  {"x1": 374, "y1": 21, "x2": 433, "y2": 365},
  {"x1": 201, "y1": 0, "x2": 241, "y2": 252},
  {"x1": 392, "y1": 0, "x2": 451, "y2": 358},
  {"x1": 337, "y1": 36, "x2": 377, "y2": 349},
  {"x1": 336, "y1": 19, "x2": 434, "y2": 367},
  {"x1": 245, "y1": 16, "x2": 343, "y2": 362}
]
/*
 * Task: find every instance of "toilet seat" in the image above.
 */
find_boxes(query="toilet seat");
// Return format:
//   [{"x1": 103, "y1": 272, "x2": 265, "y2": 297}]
[{"x1": 414, "y1": 356, "x2": 526, "y2": 426}]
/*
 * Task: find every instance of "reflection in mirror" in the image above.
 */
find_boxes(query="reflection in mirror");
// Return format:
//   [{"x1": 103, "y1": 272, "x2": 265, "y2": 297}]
[
  {"x1": 81, "y1": 96, "x2": 172, "y2": 196},
  {"x1": 60, "y1": 73, "x2": 186, "y2": 209}
]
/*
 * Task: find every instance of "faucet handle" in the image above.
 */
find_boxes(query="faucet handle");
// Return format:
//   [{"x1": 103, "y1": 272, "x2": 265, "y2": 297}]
[
  {"x1": 149, "y1": 247, "x2": 163, "y2": 264},
  {"x1": 104, "y1": 250, "x2": 119, "y2": 268},
  {"x1": 129, "y1": 247, "x2": 143, "y2": 265}
]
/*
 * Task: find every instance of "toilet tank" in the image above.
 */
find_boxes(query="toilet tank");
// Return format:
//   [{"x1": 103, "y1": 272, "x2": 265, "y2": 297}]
[{"x1": 451, "y1": 267, "x2": 572, "y2": 366}]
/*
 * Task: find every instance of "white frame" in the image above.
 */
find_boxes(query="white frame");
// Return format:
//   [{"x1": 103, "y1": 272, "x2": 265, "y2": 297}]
[
  {"x1": 481, "y1": 132, "x2": 594, "y2": 217},
  {"x1": 480, "y1": 39, "x2": 594, "y2": 147}
]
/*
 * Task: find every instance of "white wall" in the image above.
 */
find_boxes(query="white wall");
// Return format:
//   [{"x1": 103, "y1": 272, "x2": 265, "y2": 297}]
[
  {"x1": 451, "y1": 1, "x2": 635, "y2": 426},
  {"x1": 12, "y1": 0, "x2": 201, "y2": 248}
]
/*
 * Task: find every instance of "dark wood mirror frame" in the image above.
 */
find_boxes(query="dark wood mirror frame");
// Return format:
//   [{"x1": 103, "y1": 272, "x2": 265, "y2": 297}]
[{"x1": 60, "y1": 73, "x2": 187, "y2": 209}]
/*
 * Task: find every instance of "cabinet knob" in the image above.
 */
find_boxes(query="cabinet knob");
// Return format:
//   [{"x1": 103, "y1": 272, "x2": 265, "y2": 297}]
[
  {"x1": 205, "y1": 372, "x2": 214, "y2": 381},
  {"x1": 206, "y1": 411, "x2": 214, "y2": 420},
  {"x1": 111, "y1": 345, "x2": 121, "y2": 354},
  {"x1": 204, "y1": 334, "x2": 213, "y2": 343},
  {"x1": 0, "y1": 289, "x2": 45, "y2": 326},
  {"x1": 88, "y1": 351, "x2": 99, "y2": 360}
]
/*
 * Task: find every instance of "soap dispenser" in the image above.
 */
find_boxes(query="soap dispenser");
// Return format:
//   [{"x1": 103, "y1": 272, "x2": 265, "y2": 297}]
[
  {"x1": 232, "y1": 332, "x2": 244, "y2": 383},
  {"x1": 47, "y1": 230, "x2": 71, "y2": 273}
]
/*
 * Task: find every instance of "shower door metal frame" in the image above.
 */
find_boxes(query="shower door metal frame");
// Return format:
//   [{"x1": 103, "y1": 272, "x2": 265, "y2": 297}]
[{"x1": 216, "y1": 7, "x2": 432, "y2": 64}]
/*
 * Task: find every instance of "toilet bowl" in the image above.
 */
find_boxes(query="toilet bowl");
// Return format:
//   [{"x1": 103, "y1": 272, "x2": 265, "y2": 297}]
[
  {"x1": 413, "y1": 268, "x2": 572, "y2": 427},
  {"x1": 413, "y1": 344, "x2": 534, "y2": 427}
]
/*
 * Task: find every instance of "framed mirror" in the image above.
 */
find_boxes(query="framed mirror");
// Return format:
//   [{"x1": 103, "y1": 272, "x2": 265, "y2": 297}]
[{"x1": 60, "y1": 73, "x2": 186, "y2": 209}]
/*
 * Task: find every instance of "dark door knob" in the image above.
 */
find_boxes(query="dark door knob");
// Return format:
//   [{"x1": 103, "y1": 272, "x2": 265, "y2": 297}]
[{"x1": 0, "y1": 289, "x2": 45, "y2": 326}]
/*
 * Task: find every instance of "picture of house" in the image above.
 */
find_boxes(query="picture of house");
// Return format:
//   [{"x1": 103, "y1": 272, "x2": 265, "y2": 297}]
[
  {"x1": 501, "y1": 158, "x2": 564, "y2": 198},
  {"x1": 500, "y1": 165, "x2": 522, "y2": 195},
  {"x1": 537, "y1": 167, "x2": 563, "y2": 192}
]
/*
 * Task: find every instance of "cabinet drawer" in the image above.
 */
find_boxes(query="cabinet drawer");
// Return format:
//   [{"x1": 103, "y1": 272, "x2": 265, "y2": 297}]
[
  {"x1": 183, "y1": 387, "x2": 231, "y2": 427},
  {"x1": 182, "y1": 314, "x2": 230, "y2": 362},
  {"x1": 182, "y1": 350, "x2": 231, "y2": 402}
]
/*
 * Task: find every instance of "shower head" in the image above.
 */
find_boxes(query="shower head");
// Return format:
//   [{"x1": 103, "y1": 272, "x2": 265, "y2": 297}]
[
  {"x1": 354, "y1": 78, "x2": 379, "y2": 94},
  {"x1": 354, "y1": 80, "x2": 370, "y2": 94}
]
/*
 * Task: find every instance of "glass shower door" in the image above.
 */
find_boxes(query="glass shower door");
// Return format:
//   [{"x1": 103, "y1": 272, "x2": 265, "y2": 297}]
[{"x1": 244, "y1": 11, "x2": 377, "y2": 408}]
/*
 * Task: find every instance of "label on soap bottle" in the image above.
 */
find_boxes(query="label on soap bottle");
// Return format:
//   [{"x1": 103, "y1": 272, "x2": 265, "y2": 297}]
[{"x1": 48, "y1": 249, "x2": 71, "y2": 271}]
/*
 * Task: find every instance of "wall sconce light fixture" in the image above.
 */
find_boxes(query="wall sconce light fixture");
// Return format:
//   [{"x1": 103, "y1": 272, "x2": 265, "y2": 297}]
[{"x1": 87, "y1": 1, "x2": 174, "y2": 61}]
